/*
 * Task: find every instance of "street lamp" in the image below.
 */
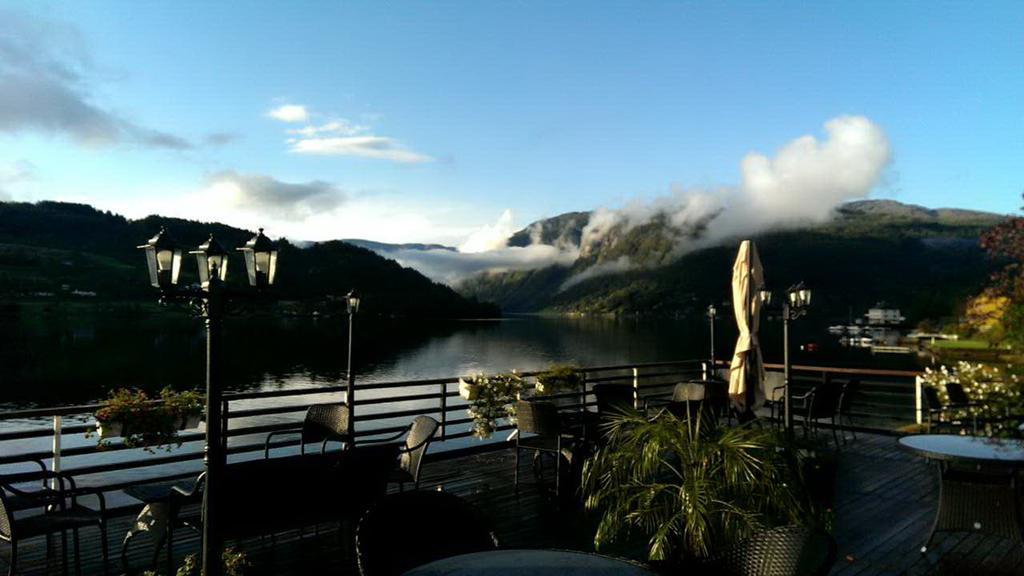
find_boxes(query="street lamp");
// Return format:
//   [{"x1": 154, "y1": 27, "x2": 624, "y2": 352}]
[
  {"x1": 139, "y1": 227, "x2": 277, "y2": 576},
  {"x1": 781, "y1": 282, "x2": 812, "y2": 431},
  {"x1": 345, "y1": 289, "x2": 360, "y2": 446},
  {"x1": 706, "y1": 304, "x2": 717, "y2": 367},
  {"x1": 138, "y1": 227, "x2": 183, "y2": 289}
]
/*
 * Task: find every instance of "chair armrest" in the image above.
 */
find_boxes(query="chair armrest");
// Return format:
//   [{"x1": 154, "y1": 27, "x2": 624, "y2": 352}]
[
  {"x1": 397, "y1": 431, "x2": 436, "y2": 454},
  {"x1": 264, "y1": 428, "x2": 303, "y2": 458},
  {"x1": 172, "y1": 473, "x2": 206, "y2": 501},
  {"x1": 360, "y1": 427, "x2": 409, "y2": 445},
  {"x1": 60, "y1": 476, "x2": 106, "y2": 515}
]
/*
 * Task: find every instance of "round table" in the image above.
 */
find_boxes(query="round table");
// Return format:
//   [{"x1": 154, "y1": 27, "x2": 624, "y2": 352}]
[
  {"x1": 401, "y1": 549, "x2": 655, "y2": 576},
  {"x1": 898, "y1": 434, "x2": 1024, "y2": 554}
]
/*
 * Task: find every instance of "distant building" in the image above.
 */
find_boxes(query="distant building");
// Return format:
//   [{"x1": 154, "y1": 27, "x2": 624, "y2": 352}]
[{"x1": 864, "y1": 303, "x2": 905, "y2": 326}]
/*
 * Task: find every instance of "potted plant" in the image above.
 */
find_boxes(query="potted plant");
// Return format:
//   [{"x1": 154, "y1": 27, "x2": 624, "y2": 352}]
[
  {"x1": 161, "y1": 388, "x2": 205, "y2": 430},
  {"x1": 460, "y1": 372, "x2": 524, "y2": 439},
  {"x1": 93, "y1": 387, "x2": 204, "y2": 451},
  {"x1": 94, "y1": 388, "x2": 150, "y2": 440},
  {"x1": 582, "y1": 409, "x2": 815, "y2": 565},
  {"x1": 534, "y1": 364, "x2": 583, "y2": 397}
]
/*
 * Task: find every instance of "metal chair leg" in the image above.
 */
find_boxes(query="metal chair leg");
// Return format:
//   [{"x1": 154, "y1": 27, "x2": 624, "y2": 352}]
[
  {"x1": 8, "y1": 541, "x2": 16, "y2": 576},
  {"x1": 73, "y1": 527, "x2": 81, "y2": 576}
]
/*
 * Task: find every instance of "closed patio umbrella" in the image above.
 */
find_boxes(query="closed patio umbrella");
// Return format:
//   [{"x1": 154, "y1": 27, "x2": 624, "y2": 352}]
[{"x1": 728, "y1": 240, "x2": 766, "y2": 414}]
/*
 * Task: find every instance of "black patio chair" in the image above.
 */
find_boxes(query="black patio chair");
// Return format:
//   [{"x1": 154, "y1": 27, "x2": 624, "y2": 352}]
[
  {"x1": 923, "y1": 386, "x2": 976, "y2": 434},
  {"x1": 264, "y1": 402, "x2": 350, "y2": 458},
  {"x1": 1, "y1": 469, "x2": 109, "y2": 576},
  {"x1": 514, "y1": 400, "x2": 572, "y2": 497},
  {"x1": 790, "y1": 380, "x2": 843, "y2": 447},
  {"x1": 355, "y1": 490, "x2": 497, "y2": 576},
  {"x1": 701, "y1": 525, "x2": 836, "y2": 576},
  {"x1": 945, "y1": 382, "x2": 980, "y2": 433},
  {"x1": 368, "y1": 416, "x2": 439, "y2": 490},
  {"x1": 592, "y1": 383, "x2": 634, "y2": 417},
  {"x1": 838, "y1": 379, "x2": 859, "y2": 443},
  {"x1": 762, "y1": 372, "x2": 786, "y2": 424}
]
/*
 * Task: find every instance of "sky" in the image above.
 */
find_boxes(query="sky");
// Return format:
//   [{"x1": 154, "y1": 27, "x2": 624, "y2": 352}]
[{"x1": 1, "y1": 1, "x2": 1022, "y2": 250}]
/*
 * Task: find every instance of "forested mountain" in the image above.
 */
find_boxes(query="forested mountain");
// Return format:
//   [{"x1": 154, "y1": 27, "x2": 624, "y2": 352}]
[
  {"x1": 0, "y1": 201, "x2": 498, "y2": 318},
  {"x1": 459, "y1": 200, "x2": 1006, "y2": 323}
]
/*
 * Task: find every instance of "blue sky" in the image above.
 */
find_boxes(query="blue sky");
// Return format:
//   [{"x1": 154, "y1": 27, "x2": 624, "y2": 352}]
[{"x1": 1, "y1": 1, "x2": 1022, "y2": 246}]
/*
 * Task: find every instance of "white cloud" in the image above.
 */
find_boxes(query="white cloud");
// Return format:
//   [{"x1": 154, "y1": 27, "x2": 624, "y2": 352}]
[
  {"x1": 0, "y1": 159, "x2": 35, "y2": 200},
  {"x1": 266, "y1": 104, "x2": 309, "y2": 123},
  {"x1": 286, "y1": 120, "x2": 366, "y2": 137},
  {"x1": 289, "y1": 136, "x2": 434, "y2": 163},
  {"x1": 0, "y1": 8, "x2": 191, "y2": 150},
  {"x1": 202, "y1": 171, "x2": 345, "y2": 220},
  {"x1": 459, "y1": 209, "x2": 517, "y2": 253},
  {"x1": 386, "y1": 244, "x2": 579, "y2": 285}
]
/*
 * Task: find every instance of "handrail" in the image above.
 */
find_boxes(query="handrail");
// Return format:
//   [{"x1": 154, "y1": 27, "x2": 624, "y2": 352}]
[{"x1": 0, "y1": 359, "x2": 922, "y2": 500}]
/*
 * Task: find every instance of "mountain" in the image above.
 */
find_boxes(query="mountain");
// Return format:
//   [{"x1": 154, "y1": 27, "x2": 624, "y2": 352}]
[
  {"x1": 0, "y1": 201, "x2": 498, "y2": 318},
  {"x1": 344, "y1": 239, "x2": 456, "y2": 253},
  {"x1": 459, "y1": 199, "x2": 1007, "y2": 322}
]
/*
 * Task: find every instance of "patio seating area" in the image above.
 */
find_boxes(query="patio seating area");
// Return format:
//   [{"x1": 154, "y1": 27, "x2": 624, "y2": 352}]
[{"x1": 4, "y1": 430, "x2": 1023, "y2": 575}]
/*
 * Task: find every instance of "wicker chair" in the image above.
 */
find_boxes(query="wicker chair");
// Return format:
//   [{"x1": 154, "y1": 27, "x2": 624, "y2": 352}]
[
  {"x1": 515, "y1": 400, "x2": 571, "y2": 497},
  {"x1": 592, "y1": 383, "x2": 634, "y2": 417},
  {"x1": 264, "y1": 402, "x2": 350, "y2": 457},
  {"x1": 762, "y1": 372, "x2": 786, "y2": 424},
  {"x1": 703, "y1": 525, "x2": 836, "y2": 576},
  {"x1": 356, "y1": 490, "x2": 497, "y2": 576},
  {"x1": 923, "y1": 386, "x2": 976, "y2": 434},
  {"x1": 1, "y1": 468, "x2": 109, "y2": 576},
  {"x1": 371, "y1": 416, "x2": 439, "y2": 490}
]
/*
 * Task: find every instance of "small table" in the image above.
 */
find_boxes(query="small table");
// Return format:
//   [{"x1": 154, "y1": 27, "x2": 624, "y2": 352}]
[
  {"x1": 122, "y1": 480, "x2": 197, "y2": 572},
  {"x1": 402, "y1": 549, "x2": 655, "y2": 576},
  {"x1": 899, "y1": 434, "x2": 1024, "y2": 553}
]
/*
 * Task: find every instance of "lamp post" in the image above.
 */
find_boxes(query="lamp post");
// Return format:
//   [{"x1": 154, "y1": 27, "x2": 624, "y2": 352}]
[
  {"x1": 345, "y1": 289, "x2": 360, "y2": 446},
  {"x1": 779, "y1": 283, "x2": 812, "y2": 431},
  {"x1": 139, "y1": 227, "x2": 277, "y2": 576},
  {"x1": 706, "y1": 304, "x2": 717, "y2": 368}
]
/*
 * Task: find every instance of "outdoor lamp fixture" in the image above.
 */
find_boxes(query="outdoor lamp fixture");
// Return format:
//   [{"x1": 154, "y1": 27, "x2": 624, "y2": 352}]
[
  {"x1": 138, "y1": 227, "x2": 184, "y2": 289},
  {"x1": 191, "y1": 234, "x2": 230, "y2": 289},
  {"x1": 781, "y1": 281, "x2": 812, "y2": 431},
  {"x1": 758, "y1": 289, "x2": 773, "y2": 306},
  {"x1": 706, "y1": 304, "x2": 717, "y2": 367},
  {"x1": 139, "y1": 227, "x2": 277, "y2": 576},
  {"x1": 237, "y1": 228, "x2": 278, "y2": 290},
  {"x1": 345, "y1": 289, "x2": 360, "y2": 445}
]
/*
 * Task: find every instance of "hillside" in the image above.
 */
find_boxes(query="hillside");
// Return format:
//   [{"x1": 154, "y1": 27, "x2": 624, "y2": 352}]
[
  {"x1": 459, "y1": 200, "x2": 1006, "y2": 322},
  {"x1": 0, "y1": 201, "x2": 498, "y2": 318}
]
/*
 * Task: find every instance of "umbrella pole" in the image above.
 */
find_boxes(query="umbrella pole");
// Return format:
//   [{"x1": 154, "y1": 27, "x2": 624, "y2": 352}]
[{"x1": 783, "y1": 301, "x2": 793, "y2": 431}]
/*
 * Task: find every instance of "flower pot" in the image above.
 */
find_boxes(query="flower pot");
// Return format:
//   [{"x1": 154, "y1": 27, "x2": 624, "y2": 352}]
[
  {"x1": 178, "y1": 413, "x2": 203, "y2": 430},
  {"x1": 97, "y1": 420, "x2": 123, "y2": 439},
  {"x1": 459, "y1": 378, "x2": 479, "y2": 400}
]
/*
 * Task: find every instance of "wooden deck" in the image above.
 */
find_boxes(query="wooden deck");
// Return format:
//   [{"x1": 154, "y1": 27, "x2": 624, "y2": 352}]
[{"x1": 7, "y1": 432, "x2": 1024, "y2": 575}]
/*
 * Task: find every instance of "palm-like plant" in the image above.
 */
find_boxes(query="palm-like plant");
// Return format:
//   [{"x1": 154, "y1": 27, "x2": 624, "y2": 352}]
[{"x1": 582, "y1": 407, "x2": 811, "y2": 563}]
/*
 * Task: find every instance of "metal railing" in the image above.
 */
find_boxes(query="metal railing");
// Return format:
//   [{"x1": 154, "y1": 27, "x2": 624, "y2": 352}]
[{"x1": 0, "y1": 359, "x2": 921, "y2": 517}]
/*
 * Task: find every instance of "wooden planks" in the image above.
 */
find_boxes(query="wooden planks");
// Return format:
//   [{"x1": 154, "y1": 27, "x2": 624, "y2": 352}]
[{"x1": 5, "y1": 433, "x2": 1022, "y2": 575}]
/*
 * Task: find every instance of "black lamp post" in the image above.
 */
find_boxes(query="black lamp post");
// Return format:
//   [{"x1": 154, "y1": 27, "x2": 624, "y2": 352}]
[
  {"x1": 139, "y1": 227, "x2": 277, "y2": 576},
  {"x1": 345, "y1": 289, "x2": 360, "y2": 445},
  {"x1": 706, "y1": 304, "x2": 717, "y2": 368},
  {"x1": 768, "y1": 282, "x2": 812, "y2": 431}
]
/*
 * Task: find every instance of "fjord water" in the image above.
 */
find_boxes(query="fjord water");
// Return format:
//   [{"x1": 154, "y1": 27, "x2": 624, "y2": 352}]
[{"x1": 1, "y1": 303, "x2": 921, "y2": 411}]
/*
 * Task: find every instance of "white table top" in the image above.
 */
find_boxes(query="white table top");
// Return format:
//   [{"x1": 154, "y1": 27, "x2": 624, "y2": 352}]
[
  {"x1": 402, "y1": 549, "x2": 655, "y2": 576},
  {"x1": 898, "y1": 434, "x2": 1024, "y2": 466}
]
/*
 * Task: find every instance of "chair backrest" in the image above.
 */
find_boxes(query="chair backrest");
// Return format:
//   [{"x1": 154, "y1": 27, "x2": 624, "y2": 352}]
[
  {"x1": 923, "y1": 386, "x2": 942, "y2": 409},
  {"x1": 302, "y1": 403, "x2": 349, "y2": 444},
  {"x1": 400, "y1": 416, "x2": 439, "y2": 485},
  {"x1": 516, "y1": 400, "x2": 561, "y2": 436},
  {"x1": 0, "y1": 489, "x2": 12, "y2": 540},
  {"x1": 763, "y1": 372, "x2": 785, "y2": 403},
  {"x1": 592, "y1": 383, "x2": 634, "y2": 415},
  {"x1": 839, "y1": 379, "x2": 859, "y2": 414},
  {"x1": 708, "y1": 525, "x2": 837, "y2": 576},
  {"x1": 809, "y1": 384, "x2": 842, "y2": 418},
  {"x1": 945, "y1": 382, "x2": 971, "y2": 406},
  {"x1": 356, "y1": 490, "x2": 497, "y2": 576}
]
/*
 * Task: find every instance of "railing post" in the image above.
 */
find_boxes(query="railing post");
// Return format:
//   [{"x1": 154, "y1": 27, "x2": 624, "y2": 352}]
[
  {"x1": 51, "y1": 415, "x2": 61, "y2": 489},
  {"x1": 702, "y1": 361, "x2": 708, "y2": 381},
  {"x1": 633, "y1": 367, "x2": 640, "y2": 410},
  {"x1": 915, "y1": 375, "x2": 923, "y2": 425},
  {"x1": 439, "y1": 382, "x2": 447, "y2": 441},
  {"x1": 221, "y1": 399, "x2": 230, "y2": 452}
]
